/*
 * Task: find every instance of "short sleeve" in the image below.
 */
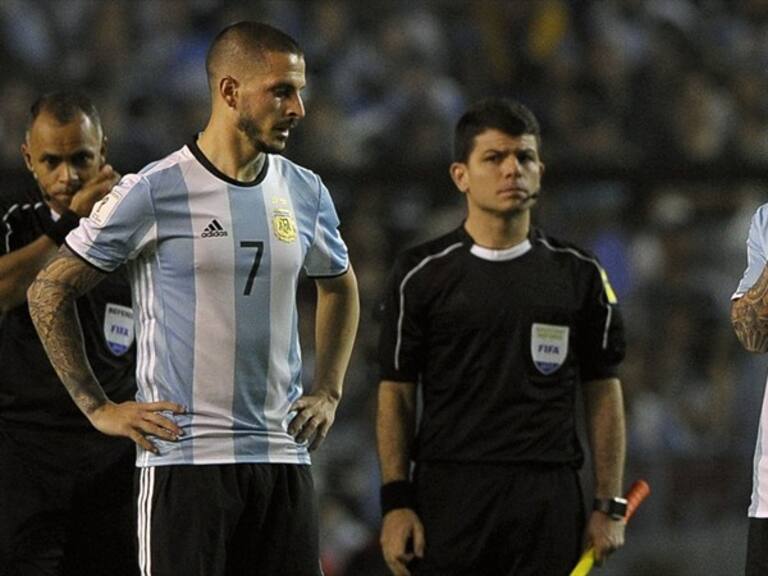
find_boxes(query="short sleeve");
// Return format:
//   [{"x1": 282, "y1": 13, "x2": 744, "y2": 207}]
[
  {"x1": 303, "y1": 179, "x2": 349, "y2": 277},
  {"x1": 575, "y1": 262, "x2": 626, "y2": 382},
  {"x1": 65, "y1": 174, "x2": 156, "y2": 272},
  {"x1": 377, "y1": 256, "x2": 426, "y2": 383},
  {"x1": 733, "y1": 204, "x2": 768, "y2": 299}
]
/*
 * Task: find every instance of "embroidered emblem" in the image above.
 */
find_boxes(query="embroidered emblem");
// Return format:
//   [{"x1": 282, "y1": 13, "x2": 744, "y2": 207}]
[
  {"x1": 273, "y1": 209, "x2": 297, "y2": 243},
  {"x1": 531, "y1": 323, "x2": 569, "y2": 375},
  {"x1": 90, "y1": 190, "x2": 123, "y2": 226},
  {"x1": 104, "y1": 303, "x2": 134, "y2": 356}
]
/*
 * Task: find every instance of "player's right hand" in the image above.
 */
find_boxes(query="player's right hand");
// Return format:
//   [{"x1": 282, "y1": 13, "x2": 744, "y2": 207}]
[
  {"x1": 87, "y1": 400, "x2": 186, "y2": 454},
  {"x1": 380, "y1": 508, "x2": 425, "y2": 576},
  {"x1": 69, "y1": 164, "x2": 120, "y2": 217}
]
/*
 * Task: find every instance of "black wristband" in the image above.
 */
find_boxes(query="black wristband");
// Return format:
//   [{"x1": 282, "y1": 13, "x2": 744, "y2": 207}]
[
  {"x1": 44, "y1": 210, "x2": 81, "y2": 246},
  {"x1": 380, "y1": 480, "x2": 414, "y2": 515}
]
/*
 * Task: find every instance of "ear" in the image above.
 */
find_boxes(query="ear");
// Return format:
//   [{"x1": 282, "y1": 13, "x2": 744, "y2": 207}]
[
  {"x1": 100, "y1": 136, "x2": 108, "y2": 168},
  {"x1": 219, "y1": 76, "x2": 239, "y2": 110},
  {"x1": 20, "y1": 141, "x2": 35, "y2": 176},
  {"x1": 449, "y1": 162, "x2": 469, "y2": 194}
]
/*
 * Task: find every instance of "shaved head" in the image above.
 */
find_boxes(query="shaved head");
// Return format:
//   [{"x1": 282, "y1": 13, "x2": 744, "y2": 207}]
[{"x1": 206, "y1": 21, "x2": 303, "y2": 90}]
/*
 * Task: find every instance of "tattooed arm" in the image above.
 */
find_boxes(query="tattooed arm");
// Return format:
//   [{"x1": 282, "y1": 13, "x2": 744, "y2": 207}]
[
  {"x1": 731, "y1": 264, "x2": 768, "y2": 353},
  {"x1": 28, "y1": 245, "x2": 185, "y2": 453}
]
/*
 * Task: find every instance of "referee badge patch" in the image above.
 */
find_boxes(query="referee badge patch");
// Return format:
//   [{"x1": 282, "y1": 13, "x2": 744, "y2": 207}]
[
  {"x1": 104, "y1": 303, "x2": 134, "y2": 356},
  {"x1": 531, "y1": 323, "x2": 569, "y2": 375}
]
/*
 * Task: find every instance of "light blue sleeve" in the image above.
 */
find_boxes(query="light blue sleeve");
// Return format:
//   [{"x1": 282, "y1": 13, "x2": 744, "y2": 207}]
[
  {"x1": 304, "y1": 179, "x2": 349, "y2": 277},
  {"x1": 734, "y1": 204, "x2": 768, "y2": 298},
  {"x1": 65, "y1": 174, "x2": 156, "y2": 272}
]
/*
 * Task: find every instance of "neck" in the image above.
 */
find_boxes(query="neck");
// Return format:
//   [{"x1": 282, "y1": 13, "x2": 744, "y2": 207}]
[
  {"x1": 197, "y1": 120, "x2": 265, "y2": 182},
  {"x1": 464, "y1": 209, "x2": 530, "y2": 249}
]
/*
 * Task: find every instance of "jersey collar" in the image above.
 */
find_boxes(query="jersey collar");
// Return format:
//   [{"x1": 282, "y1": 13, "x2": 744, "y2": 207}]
[{"x1": 188, "y1": 136, "x2": 270, "y2": 187}]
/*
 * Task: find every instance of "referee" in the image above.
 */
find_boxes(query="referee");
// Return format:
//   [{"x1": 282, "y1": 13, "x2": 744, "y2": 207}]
[
  {"x1": 0, "y1": 92, "x2": 137, "y2": 575},
  {"x1": 377, "y1": 98, "x2": 627, "y2": 575}
]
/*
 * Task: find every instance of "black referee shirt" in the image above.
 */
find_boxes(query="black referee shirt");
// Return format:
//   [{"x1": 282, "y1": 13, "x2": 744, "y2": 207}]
[
  {"x1": 0, "y1": 187, "x2": 135, "y2": 432},
  {"x1": 378, "y1": 226, "x2": 625, "y2": 466}
]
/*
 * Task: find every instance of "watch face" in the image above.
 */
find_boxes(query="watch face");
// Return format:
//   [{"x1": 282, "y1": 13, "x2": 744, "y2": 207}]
[
  {"x1": 594, "y1": 497, "x2": 628, "y2": 519},
  {"x1": 609, "y1": 498, "x2": 628, "y2": 519}
]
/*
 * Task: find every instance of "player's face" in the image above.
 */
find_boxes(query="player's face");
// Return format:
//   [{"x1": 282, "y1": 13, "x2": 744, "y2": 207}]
[
  {"x1": 237, "y1": 51, "x2": 306, "y2": 153},
  {"x1": 451, "y1": 129, "x2": 544, "y2": 216},
  {"x1": 21, "y1": 111, "x2": 105, "y2": 215}
]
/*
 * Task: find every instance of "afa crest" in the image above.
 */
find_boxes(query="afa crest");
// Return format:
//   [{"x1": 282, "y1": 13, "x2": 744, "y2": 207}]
[{"x1": 273, "y1": 209, "x2": 297, "y2": 243}]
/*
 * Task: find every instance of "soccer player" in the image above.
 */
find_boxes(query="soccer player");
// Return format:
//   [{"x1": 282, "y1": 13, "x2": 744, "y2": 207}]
[
  {"x1": 377, "y1": 98, "x2": 627, "y2": 575},
  {"x1": 730, "y1": 207, "x2": 768, "y2": 575},
  {"x1": 27, "y1": 22, "x2": 359, "y2": 576},
  {"x1": 0, "y1": 91, "x2": 138, "y2": 574}
]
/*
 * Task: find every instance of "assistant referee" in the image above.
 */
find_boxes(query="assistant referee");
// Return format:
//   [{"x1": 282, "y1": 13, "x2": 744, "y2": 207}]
[{"x1": 376, "y1": 98, "x2": 628, "y2": 576}]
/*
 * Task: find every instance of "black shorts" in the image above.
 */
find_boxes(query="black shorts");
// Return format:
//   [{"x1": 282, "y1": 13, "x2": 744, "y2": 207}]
[
  {"x1": 746, "y1": 517, "x2": 768, "y2": 575},
  {"x1": 0, "y1": 426, "x2": 137, "y2": 576},
  {"x1": 135, "y1": 463, "x2": 320, "y2": 576},
  {"x1": 410, "y1": 461, "x2": 584, "y2": 576}
]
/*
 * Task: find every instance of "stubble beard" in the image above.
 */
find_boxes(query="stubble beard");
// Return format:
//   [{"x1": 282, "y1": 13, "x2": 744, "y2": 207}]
[{"x1": 237, "y1": 114, "x2": 285, "y2": 154}]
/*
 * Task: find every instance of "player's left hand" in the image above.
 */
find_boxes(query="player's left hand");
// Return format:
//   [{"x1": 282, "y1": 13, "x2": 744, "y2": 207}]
[
  {"x1": 288, "y1": 390, "x2": 340, "y2": 451},
  {"x1": 585, "y1": 510, "x2": 625, "y2": 566}
]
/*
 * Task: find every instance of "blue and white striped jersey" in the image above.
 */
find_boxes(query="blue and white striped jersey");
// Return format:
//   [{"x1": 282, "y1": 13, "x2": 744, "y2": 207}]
[{"x1": 66, "y1": 140, "x2": 349, "y2": 467}]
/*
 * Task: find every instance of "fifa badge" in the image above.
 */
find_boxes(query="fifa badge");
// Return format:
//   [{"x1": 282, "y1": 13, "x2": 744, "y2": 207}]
[{"x1": 530, "y1": 323, "x2": 569, "y2": 375}]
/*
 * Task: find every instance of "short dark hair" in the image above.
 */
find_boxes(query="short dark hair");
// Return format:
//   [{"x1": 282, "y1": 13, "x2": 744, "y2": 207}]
[
  {"x1": 453, "y1": 98, "x2": 541, "y2": 163},
  {"x1": 28, "y1": 90, "x2": 102, "y2": 132},
  {"x1": 206, "y1": 21, "x2": 303, "y2": 88}
]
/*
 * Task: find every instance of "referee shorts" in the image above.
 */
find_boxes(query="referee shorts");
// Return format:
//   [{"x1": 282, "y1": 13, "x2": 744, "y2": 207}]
[
  {"x1": 135, "y1": 463, "x2": 321, "y2": 576},
  {"x1": 410, "y1": 461, "x2": 584, "y2": 576},
  {"x1": 746, "y1": 517, "x2": 768, "y2": 575},
  {"x1": 0, "y1": 427, "x2": 137, "y2": 576}
]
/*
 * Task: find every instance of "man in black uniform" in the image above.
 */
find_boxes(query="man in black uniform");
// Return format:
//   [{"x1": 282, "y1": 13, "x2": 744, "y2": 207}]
[
  {"x1": 377, "y1": 98, "x2": 628, "y2": 576},
  {"x1": 0, "y1": 91, "x2": 138, "y2": 575}
]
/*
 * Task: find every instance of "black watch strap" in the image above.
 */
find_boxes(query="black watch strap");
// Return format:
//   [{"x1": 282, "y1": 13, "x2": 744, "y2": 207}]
[{"x1": 593, "y1": 497, "x2": 628, "y2": 520}]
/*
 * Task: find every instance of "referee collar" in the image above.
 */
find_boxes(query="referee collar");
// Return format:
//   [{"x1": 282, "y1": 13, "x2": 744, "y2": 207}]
[
  {"x1": 470, "y1": 240, "x2": 532, "y2": 261},
  {"x1": 460, "y1": 226, "x2": 533, "y2": 261}
]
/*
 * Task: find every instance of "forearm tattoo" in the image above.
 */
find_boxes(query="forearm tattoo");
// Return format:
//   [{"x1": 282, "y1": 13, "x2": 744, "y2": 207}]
[
  {"x1": 27, "y1": 247, "x2": 109, "y2": 415},
  {"x1": 732, "y1": 265, "x2": 768, "y2": 353}
]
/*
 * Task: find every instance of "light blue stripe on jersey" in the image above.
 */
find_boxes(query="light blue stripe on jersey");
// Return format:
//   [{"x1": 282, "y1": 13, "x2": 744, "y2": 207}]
[
  {"x1": 305, "y1": 182, "x2": 348, "y2": 276},
  {"x1": 229, "y1": 183, "x2": 271, "y2": 461}
]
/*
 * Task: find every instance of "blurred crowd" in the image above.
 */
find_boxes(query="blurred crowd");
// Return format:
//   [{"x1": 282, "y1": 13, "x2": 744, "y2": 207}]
[{"x1": 3, "y1": 1, "x2": 768, "y2": 573}]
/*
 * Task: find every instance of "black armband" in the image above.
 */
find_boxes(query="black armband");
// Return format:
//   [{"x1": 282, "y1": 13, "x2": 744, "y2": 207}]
[
  {"x1": 43, "y1": 210, "x2": 81, "y2": 246},
  {"x1": 380, "y1": 480, "x2": 415, "y2": 515}
]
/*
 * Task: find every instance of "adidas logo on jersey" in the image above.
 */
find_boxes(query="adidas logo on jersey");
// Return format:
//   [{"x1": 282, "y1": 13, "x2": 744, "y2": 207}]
[{"x1": 201, "y1": 219, "x2": 228, "y2": 238}]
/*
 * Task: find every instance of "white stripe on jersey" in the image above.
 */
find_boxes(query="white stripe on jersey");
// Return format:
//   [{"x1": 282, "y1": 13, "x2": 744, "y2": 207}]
[
  {"x1": 537, "y1": 237, "x2": 614, "y2": 349},
  {"x1": 751, "y1": 377, "x2": 768, "y2": 517},
  {"x1": 395, "y1": 242, "x2": 463, "y2": 371},
  {"x1": 262, "y1": 189, "x2": 304, "y2": 460},
  {"x1": 2, "y1": 203, "x2": 20, "y2": 252},
  {"x1": 133, "y1": 257, "x2": 158, "y2": 467},
  {"x1": 185, "y1": 164, "x2": 237, "y2": 463},
  {"x1": 137, "y1": 466, "x2": 156, "y2": 575}
]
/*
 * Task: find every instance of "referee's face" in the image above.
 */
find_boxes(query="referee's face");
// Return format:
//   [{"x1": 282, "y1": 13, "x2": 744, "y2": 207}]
[
  {"x1": 451, "y1": 129, "x2": 544, "y2": 216},
  {"x1": 237, "y1": 51, "x2": 306, "y2": 154},
  {"x1": 22, "y1": 111, "x2": 105, "y2": 216}
]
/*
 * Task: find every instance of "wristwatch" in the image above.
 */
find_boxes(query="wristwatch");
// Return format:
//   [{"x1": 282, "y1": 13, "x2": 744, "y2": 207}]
[{"x1": 593, "y1": 497, "x2": 628, "y2": 520}]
